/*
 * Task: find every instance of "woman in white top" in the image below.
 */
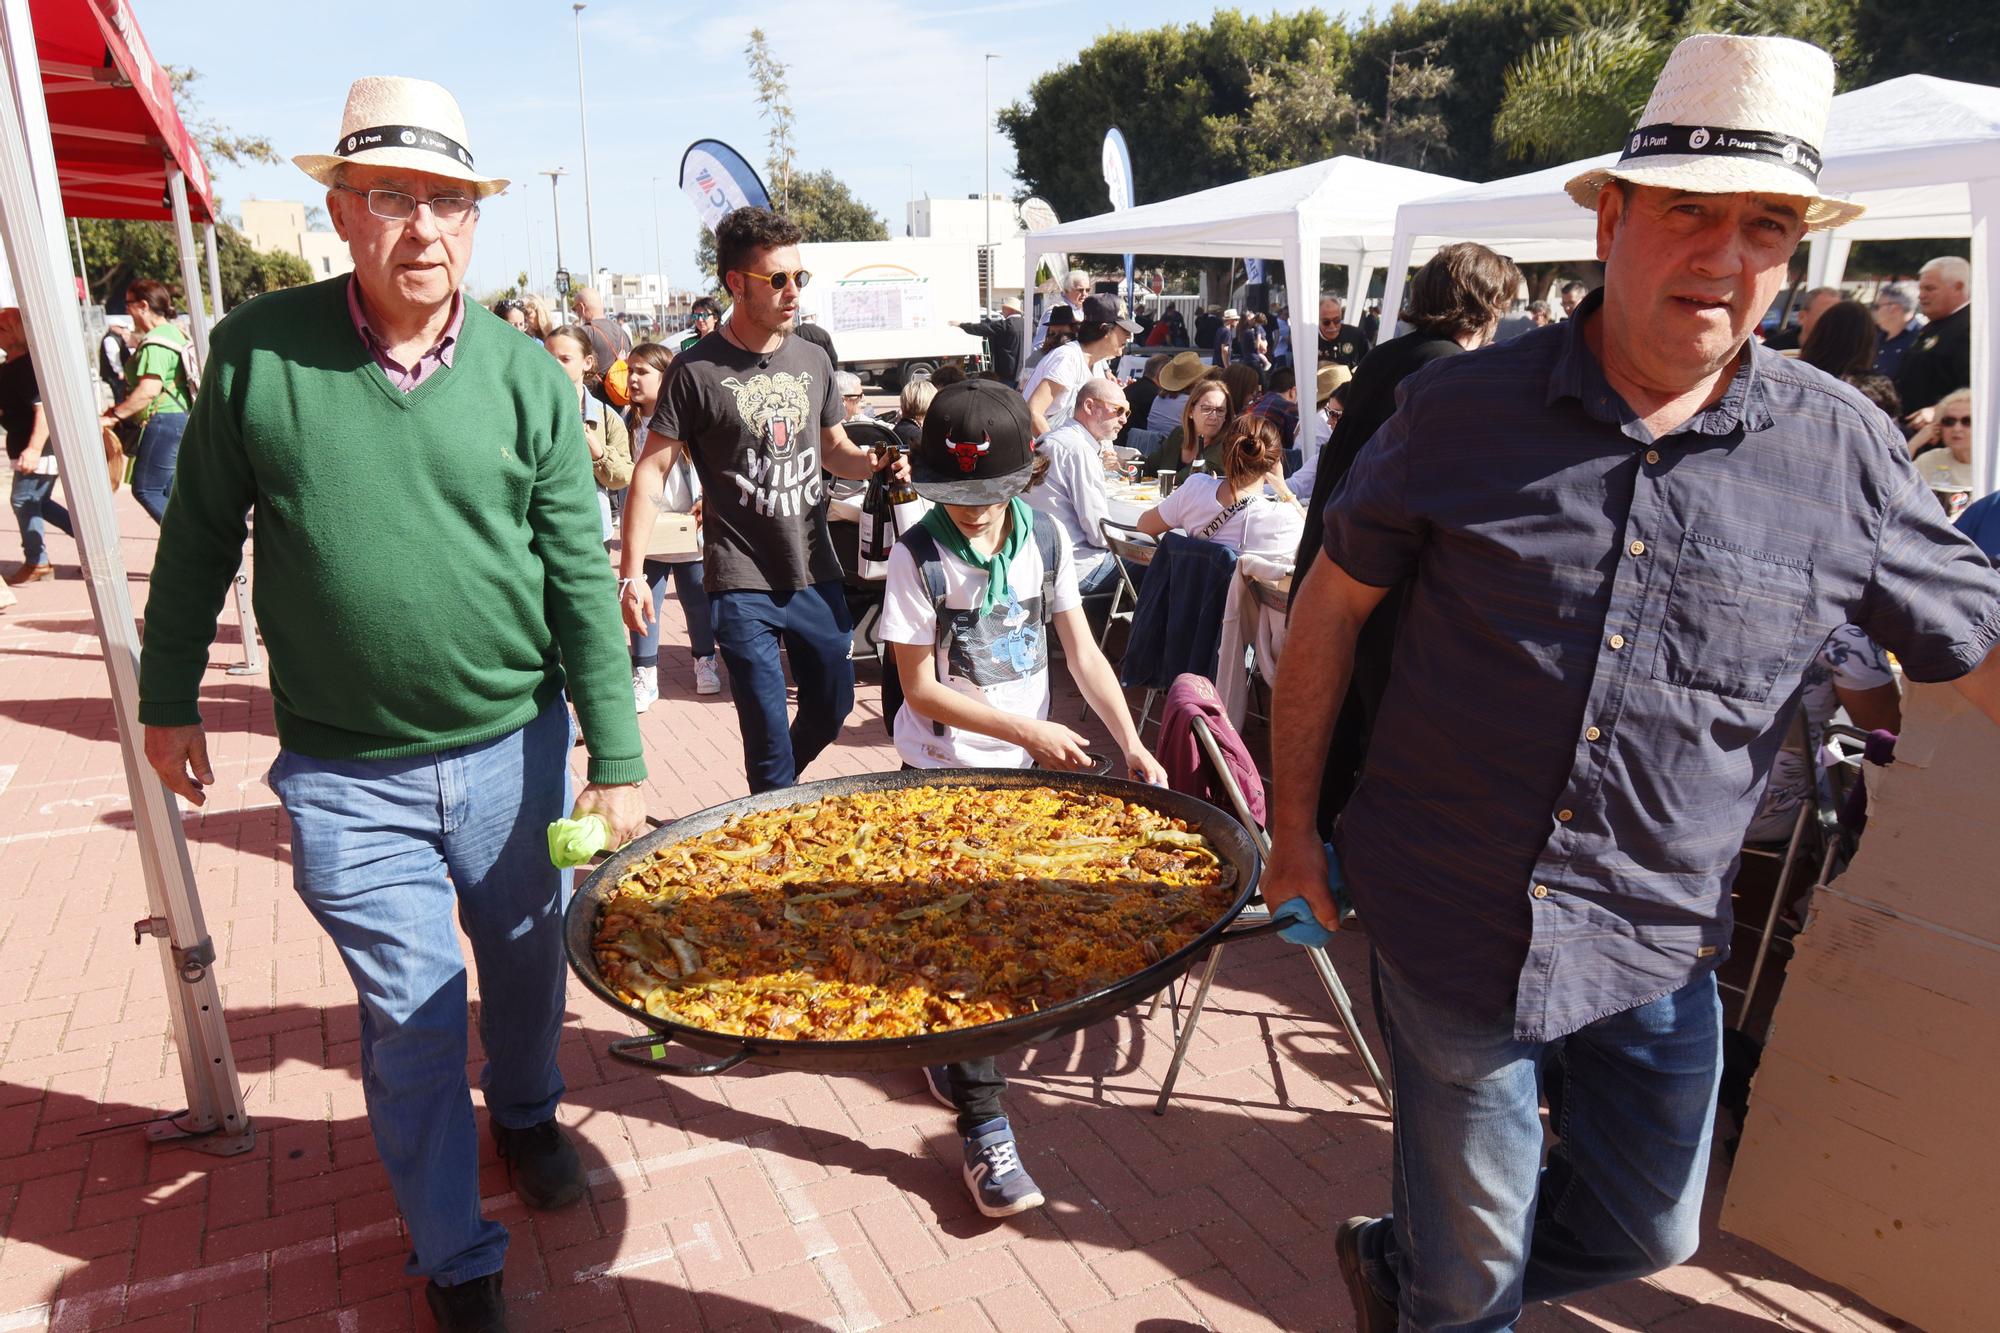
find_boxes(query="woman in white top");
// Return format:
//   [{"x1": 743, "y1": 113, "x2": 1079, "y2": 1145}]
[
  {"x1": 1909, "y1": 385, "x2": 1973, "y2": 495},
  {"x1": 1022, "y1": 294, "x2": 1136, "y2": 435},
  {"x1": 1136, "y1": 414, "x2": 1305, "y2": 563},
  {"x1": 620, "y1": 342, "x2": 722, "y2": 709}
]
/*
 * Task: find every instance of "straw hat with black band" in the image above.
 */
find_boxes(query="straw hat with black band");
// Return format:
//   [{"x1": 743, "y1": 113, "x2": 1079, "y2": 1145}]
[
  {"x1": 1563, "y1": 34, "x2": 1862, "y2": 231},
  {"x1": 293, "y1": 75, "x2": 509, "y2": 198}
]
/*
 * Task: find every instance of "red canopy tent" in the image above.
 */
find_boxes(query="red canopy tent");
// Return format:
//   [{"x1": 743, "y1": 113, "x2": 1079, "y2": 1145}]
[
  {"x1": 30, "y1": 0, "x2": 212, "y2": 221},
  {"x1": 0, "y1": 0, "x2": 250, "y2": 1154}
]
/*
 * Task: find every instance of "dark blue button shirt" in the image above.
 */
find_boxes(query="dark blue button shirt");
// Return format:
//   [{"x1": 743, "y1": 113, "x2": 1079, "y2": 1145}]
[{"x1": 1322, "y1": 292, "x2": 2000, "y2": 1041}]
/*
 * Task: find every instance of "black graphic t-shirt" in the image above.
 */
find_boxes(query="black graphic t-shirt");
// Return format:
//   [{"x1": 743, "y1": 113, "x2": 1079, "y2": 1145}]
[{"x1": 652, "y1": 331, "x2": 845, "y2": 594}]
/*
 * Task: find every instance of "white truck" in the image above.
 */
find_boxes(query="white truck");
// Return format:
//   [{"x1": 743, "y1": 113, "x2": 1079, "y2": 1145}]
[{"x1": 794, "y1": 237, "x2": 992, "y2": 390}]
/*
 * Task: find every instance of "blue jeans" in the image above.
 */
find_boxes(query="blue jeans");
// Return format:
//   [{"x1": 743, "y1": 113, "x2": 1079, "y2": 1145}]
[
  {"x1": 1358, "y1": 950, "x2": 1720, "y2": 1330},
  {"x1": 1077, "y1": 550, "x2": 1121, "y2": 595},
  {"x1": 629, "y1": 558, "x2": 714, "y2": 665},
  {"x1": 10, "y1": 471, "x2": 71, "y2": 565},
  {"x1": 708, "y1": 580, "x2": 854, "y2": 793},
  {"x1": 267, "y1": 699, "x2": 573, "y2": 1285},
  {"x1": 131, "y1": 409, "x2": 187, "y2": 524}
]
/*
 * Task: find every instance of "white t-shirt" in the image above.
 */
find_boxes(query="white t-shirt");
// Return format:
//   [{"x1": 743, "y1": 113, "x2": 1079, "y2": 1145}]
[
  {"x1": 1026, "y1": 420, "x2": 1113, "y2": 582},
  {"x1": 879, "y1": 521, "x2": 1082, "y2": 770},
  {"x1": 1022, "y1": 341, "x2": 1107, "y2": 433},
  {"x1": 1151, "y1": 472, "x2": 1304, "y2": 563}
]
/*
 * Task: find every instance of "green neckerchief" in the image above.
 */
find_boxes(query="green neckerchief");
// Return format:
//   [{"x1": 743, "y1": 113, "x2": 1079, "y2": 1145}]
[{"x1": 921, "y1": 496, "x2": 1033, "y2": 616}]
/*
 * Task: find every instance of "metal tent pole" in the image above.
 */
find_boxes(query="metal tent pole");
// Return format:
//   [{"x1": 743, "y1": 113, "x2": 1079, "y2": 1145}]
[
  {"x1": 165, "y1": 166, "x2": 210, "y2": 363},
  {"x1": 202, "y1": 219, "x2": 224, "y2": 318},
  {"x1": 0, "y1": 0, "x2": 252, "y2": 1155}
]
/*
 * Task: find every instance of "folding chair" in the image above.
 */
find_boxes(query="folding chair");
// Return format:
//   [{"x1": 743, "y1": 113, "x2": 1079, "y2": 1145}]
[
  {"x1": 1239, "y1": 575, "x2": 1290, "y2": 731},
  {"x1": 1093, "y1": 518, "x2": 1158, "y2": 722},
  {"x1": 1150, "y1": 712, "x2": 1393, "y2": 1115},
  {"x1": 1724, "y1": 708, "x2": 1840, "y2": 1034},
  {"x1": 1732, "y1": 722, "x2": 1891, "y2": 1038}
]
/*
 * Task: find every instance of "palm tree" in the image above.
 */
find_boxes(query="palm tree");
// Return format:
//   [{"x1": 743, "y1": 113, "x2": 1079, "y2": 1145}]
[{"x1": 1493, "y1": 0, "x2": 1864, "y2": 167}]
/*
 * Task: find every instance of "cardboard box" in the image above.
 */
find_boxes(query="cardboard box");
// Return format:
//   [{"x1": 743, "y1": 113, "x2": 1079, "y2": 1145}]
[{"x1": 1723, "y1": 684, "x2": 2000, "y2": 1332}]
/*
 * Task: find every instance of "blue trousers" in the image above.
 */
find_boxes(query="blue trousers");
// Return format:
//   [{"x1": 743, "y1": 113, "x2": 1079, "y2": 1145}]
[
  {"x1": 629, "y1": 557, "x2": 714, "y2": 665},
  {"x1": 267, "y1": 699, "x2": 572, "y2": 1284},
  {"x1": 708, "y1": 580, "x2": 854, "y2": 794},
  {"x1": 10, "y1": 471, "x2": 71, "y2": 564},
  {"x1": 1359, "y1": 950, "x2": 1720, "y2": 1330},
  {"x1": 131, "y1": 409, "x2": 187, "y2": 524}
]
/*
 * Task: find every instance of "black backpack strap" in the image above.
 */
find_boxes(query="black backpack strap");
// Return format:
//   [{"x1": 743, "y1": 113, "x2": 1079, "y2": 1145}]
[
  {"x1": 895, "y1": 525, "x2": 950, "y2": 736},
  {"x1": 1030, "y1": 509, "x2": 1060, "y2": 627}
]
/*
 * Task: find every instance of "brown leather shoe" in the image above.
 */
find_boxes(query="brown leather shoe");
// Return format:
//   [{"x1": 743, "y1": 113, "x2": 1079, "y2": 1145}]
[{"x1": 6, "y1": 563, "x2": 52, "y2": 586}]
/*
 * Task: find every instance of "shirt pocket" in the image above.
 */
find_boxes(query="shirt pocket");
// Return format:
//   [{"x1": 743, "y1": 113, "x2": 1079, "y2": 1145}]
[{"x1": 1651, "y1": 530, "x2": 1812, "y2": 703}]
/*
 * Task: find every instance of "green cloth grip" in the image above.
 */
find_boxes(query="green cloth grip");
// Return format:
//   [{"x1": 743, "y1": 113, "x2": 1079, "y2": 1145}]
[{"x1": 547, "y1": 814, "x2": 608, "y2": 868}]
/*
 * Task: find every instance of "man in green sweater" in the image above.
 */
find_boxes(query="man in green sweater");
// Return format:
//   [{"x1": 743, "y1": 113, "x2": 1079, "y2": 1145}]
[{"x1": 136, "y1": 77, "x2": 642, "y2": 1333}]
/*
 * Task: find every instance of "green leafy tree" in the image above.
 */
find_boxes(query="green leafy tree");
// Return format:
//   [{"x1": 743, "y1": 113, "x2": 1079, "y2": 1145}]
[
  {"x1": 692, "y1": 169, "x2": 889, "y2": 291},
  {"x1": 1493, "y1": 0, "x2": 1866, "y2": 166},
  {"x1": 746, "y1": 28, "x2": 796, "y2": 213},
  {"x1": 1850, "y1": 0, "x2": 2000, "y2": 85}
]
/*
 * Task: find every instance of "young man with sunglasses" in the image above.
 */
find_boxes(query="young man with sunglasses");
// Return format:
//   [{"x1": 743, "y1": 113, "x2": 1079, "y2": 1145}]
[
  {"x1": 138, "y1": 77, "x2": 646, "y2": 1333},
  {"x1": 622, "y1": 206, "x2": 905, "y2": 793}
]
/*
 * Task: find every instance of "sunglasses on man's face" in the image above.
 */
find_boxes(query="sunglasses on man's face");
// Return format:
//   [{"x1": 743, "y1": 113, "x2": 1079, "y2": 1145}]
[
  {"x1": 1939, "y1": 415, "x2": 1972, "y2": 428},
  {"x1": 739, "y1": 268, "x2": 812, "y2": 292}
]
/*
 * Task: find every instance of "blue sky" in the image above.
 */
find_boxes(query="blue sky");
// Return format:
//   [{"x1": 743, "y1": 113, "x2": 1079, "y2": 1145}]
[{"x1": 141, "y1": 0, "x2": 1346, "y2": 298}]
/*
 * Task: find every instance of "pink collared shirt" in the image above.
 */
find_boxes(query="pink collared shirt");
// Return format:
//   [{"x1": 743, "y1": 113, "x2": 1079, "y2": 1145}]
[{"x1": 346, "y1": 277, "x2": 464, "y2": 392}]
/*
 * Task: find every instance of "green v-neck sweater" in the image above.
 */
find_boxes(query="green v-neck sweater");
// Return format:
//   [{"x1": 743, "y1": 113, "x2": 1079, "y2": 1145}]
[{"x1": 138, "y1": 278, "x2": 645, "y2": 786}]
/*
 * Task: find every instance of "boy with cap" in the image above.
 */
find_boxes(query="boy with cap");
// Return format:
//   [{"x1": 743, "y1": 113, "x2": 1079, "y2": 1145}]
[{"x1": 878, "y1": 380, "x2": 1165, "y2": 1216}]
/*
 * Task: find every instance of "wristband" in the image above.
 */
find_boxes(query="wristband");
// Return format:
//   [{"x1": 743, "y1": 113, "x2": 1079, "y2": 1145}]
[{"x1": 617, "y1": 576, "x2": 642, "y2": 592}]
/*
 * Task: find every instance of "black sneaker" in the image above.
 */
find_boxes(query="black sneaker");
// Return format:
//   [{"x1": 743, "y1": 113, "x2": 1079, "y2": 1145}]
[
  {"x1": 426, "y1": 1271, "x2": 507, "y2": 1332},
  {"x1": 1335, "y1": 1216, "x2": 1398, "y2": 1333},
  {"x1": 491, "y1": 1117, "x2": 586, "y2": 1210}
]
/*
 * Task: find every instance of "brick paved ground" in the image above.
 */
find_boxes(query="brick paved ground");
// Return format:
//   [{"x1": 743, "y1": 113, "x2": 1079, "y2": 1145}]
[{"x1": 0, "y1": 498, "x2": 1909, "y2": 1331}]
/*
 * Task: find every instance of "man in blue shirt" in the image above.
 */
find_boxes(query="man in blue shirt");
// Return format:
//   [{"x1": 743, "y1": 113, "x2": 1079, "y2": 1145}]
[
  {"x1": 1870, "y1": 281, "x2": 1921, "y2": 379},
  {"x1": 1266, "y1": 36, "x2": 2000, "y2": 1331}
]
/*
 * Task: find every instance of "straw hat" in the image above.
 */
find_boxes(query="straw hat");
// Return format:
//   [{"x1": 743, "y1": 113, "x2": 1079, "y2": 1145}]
[
  {"x1": 1314, "y1": 364, "x2": 1352, "y2": 404},
  {"x1": 1564, "y1": 34, "x2": 1862, "y2": 231},
  {"x1": 1157, "y1": 351, "x2": 1207, "y2": 393},
  {"x1": 293, "y1": 76, "x2": 508, "y2": 198}
]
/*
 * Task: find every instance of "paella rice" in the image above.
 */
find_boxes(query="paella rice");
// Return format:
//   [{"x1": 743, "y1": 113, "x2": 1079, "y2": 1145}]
[{"x1": 592, "y1": 785, "x2": 1236, "y2": 1041}]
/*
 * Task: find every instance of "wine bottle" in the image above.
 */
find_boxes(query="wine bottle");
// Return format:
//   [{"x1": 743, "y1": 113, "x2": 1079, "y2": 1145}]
[
  {"x1": 857, "y1": 463, "x2": 894, "y2": 579},
  {"x1": 885, "y1": 458, "x2": 929, "y2": 538}
]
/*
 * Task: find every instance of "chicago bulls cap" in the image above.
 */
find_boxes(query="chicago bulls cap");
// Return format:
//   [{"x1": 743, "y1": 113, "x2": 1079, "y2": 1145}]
[{"x1": 911, "y1": 379, "x2": 1036, "y2": 505}]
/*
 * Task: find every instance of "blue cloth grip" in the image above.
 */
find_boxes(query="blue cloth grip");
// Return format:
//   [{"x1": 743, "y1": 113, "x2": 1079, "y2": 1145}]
[{"x1": 1272, "y1": 894, "x2": 1337, "y2": 948}]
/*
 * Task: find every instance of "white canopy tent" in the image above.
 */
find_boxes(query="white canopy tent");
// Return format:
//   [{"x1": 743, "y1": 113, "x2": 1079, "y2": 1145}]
[
  {"x1": 1019, "y1": 155, "x2": 1472, "y2": 454},
  {"x1": 1381, "y1": 75, "x2": 2000, "y2": 494}
]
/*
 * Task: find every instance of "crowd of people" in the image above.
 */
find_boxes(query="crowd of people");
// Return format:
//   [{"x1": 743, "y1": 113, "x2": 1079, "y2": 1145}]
[{"x1": 4, "y1": 37, "x2": 1976, "y2": 1333}]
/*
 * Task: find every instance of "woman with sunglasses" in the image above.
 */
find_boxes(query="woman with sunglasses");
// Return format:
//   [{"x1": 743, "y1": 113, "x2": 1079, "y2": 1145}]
[
  {"x1": 1142, "y1": 375, "x2": 1230, "y2": 484},
  {"x1": 1909, "y1": 386, "x2": 1974, "y2": 499}
]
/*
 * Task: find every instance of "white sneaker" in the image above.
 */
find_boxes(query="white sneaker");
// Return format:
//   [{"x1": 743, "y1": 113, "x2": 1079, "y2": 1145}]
[
  {"x1": 632, "y1": 664, "x2": 658, "y2": 713},
  {"x1": 692, "y1": 654, "x2": 723, "y2": 696}
]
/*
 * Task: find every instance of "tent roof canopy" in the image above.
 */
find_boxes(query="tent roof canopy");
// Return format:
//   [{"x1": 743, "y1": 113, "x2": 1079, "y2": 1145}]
[
  {"x1": 1395, "y1": 74, "x2": 2000, "y2": 256},
  {"x1": 1023, "y1": 154, "x2": 1470, "y2": 264},
  {"x1": 31, "y1": 0, "x2": 214, "y2": 222}
]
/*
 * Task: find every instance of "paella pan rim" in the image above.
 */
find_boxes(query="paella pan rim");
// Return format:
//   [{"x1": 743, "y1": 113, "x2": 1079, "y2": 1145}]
[{"x1": 563, "y1": 768, "x2": 1263, "y2": 1073}]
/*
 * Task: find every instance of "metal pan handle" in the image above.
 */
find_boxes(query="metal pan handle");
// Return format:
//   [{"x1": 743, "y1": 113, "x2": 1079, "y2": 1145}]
[
  {"x1": 1217, "y1": 897, "x2": 1339, "y2": 948},
  {"x1": 608, "y1": 1036, "x2": 752, "y2": 1077}
]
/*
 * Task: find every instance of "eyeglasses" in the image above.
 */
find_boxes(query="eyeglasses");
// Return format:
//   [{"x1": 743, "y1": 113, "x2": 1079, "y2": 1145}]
[
  {"x1": 738, "y1": 268, "x2": 812, "y2": 291},
  {"x1": 1194, "y1": 403, "x2": 1229, "y2": 416},
  {"x1": 842, "y1": 393, "x2": 863, "y2": 401},
  {"x1": 334, "y1": 185, "x2": 478, "y2": 230},
  {"x1": 692, "y1": 310, "x2": 717, "y2": 320},
  {"x1": 1319, "y1": 317, "x2": 1340, "y2": 326},
  {"x1": 1102, "y1": 404, "x2": 1130, "y2": 418},
  {"x1": 1939, "y1": 415, "x2": 1971, "y2": 427}
]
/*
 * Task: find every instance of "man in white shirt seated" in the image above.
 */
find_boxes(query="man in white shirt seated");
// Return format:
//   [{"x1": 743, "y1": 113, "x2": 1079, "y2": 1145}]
[{"x1": 1027, "y1": 378, "x2": 1127, "y2": 594}]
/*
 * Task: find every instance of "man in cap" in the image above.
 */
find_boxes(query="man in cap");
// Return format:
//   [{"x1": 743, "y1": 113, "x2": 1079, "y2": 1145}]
[
  {"x1": 620, "y1": 206, "x2": 903, "y2": 794},
  {"x1": 1261, "y1": 36, "x2": 2000, "y2": 1330},
  {"x1": 958, "y1": 296, "x2": 1025, "y2": 384},
  {"x1": 139, "y1": 76, "x2": 647, "y2": 1331},
  {"x1": 1212, "y1": 307, "x2": 1240, "y2": 367},
  {"x1": 1894, "y1": 254, "x2": 1971, "y2": 422},
  {"x1": 1316, "y1": 295, "x2": 1372, "y2": 369}
]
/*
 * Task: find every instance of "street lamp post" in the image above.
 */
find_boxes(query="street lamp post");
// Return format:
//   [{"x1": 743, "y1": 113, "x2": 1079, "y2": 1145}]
[
  {"x1": 572, "y1": 3, "x2": 598, "y2": 287},
  {"x1": 650, "y1": 175, "x2": 667, "y2": 327},
  {"x1": 541, "y1": 167, "x2": 569, "y2": 318},
  {"x1": 983, "y1": 53, "x2": 997, "y2": 314}
]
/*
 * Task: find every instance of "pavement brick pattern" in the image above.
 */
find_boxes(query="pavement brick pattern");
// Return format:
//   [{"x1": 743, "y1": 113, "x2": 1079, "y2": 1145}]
[{"x1": 0, "y1": 504, "x2": 1907, "y2": 1331}]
